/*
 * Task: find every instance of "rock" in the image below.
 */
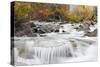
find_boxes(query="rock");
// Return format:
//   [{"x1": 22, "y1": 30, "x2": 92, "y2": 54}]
[
  {"x1": 40, "y1": 34, "x2": 47, "y2": 37},
  {"x1": 33, "y1": 22, "x2": 60, "y2": 33},
  {"x1": 85, "y1": 29, "x2": 97, "y2": 37},
  {"x1": 15, "y1": 22, "x2": 36, "y2": 37},
  {"x1": 55, "y1": 30, "x2": 59, "y2": 32}
]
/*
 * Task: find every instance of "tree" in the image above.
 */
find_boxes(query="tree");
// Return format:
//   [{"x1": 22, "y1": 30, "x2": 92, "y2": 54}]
[
  {"x1": 76, "y1": 5, "x2": 94, "y2": 20},
  {"x1": 14, "y1": 2, "x2": 32, "y2": 23}
]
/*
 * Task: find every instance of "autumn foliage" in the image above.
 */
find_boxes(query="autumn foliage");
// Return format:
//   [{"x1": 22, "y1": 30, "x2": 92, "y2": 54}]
[{"x1": 14, "y1": 2, "x2": 97, "y2": 23}]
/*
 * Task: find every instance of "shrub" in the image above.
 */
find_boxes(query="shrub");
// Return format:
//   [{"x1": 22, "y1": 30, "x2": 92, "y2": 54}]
[{"x1": 66, "y1": 12, "x2": 81, "y2": 22}]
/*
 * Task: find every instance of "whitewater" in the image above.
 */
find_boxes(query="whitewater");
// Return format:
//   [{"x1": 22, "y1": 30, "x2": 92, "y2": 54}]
[{"x1": 13, "y1": 23, "x2": 98, "y2": 65}]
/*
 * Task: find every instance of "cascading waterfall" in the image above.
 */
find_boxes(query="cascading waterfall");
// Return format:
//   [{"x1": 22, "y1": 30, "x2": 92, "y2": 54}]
[
  {"x1": 13, "y1": 23, "x2": 97, "y2": 65},
  {"x1": 22, "y1": 37, "x2": 76, "y2": 64},
  {"x1": 14, "y1": 36, "x2": 97, "y2": 65},
  {"x1": 32, "y1": 43, "x2": 74, "y2": 64}
]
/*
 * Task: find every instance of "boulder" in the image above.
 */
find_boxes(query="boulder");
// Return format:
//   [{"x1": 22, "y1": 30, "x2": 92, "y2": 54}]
[{"x1": 85, "y1": 29, "x2": 97, "y2": 37}]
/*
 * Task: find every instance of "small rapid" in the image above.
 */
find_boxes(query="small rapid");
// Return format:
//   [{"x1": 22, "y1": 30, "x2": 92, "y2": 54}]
[{"x1": 13, "y1": 23, "x2": 97, "y2": 65}]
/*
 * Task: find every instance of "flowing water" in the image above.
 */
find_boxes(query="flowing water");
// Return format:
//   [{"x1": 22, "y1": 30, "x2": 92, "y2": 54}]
[{"x1": 13, "y1": 23, "x2": 97, "y2": 65}]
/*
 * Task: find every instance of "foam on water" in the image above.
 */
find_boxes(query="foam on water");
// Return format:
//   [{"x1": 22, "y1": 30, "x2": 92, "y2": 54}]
[{"x1": 13, "y1": 23, "x2": 97, "y2": 65}]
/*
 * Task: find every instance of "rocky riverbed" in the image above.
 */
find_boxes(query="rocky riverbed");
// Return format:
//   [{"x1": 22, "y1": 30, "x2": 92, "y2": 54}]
[
  {"x1": 13, "y1": 21, "x2": 98, "y2": 65},
  {"x1": 15, "y1": 21, "x2": 97, "y2": 37}
]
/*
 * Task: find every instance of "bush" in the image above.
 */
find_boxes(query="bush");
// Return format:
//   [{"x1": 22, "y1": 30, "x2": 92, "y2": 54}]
[
  {"x1": 66, "y1": 12, "x2": 81, "y2": 22},
  {"x1": 14, "y1": 2, "x2": 32, "y2": 23}
]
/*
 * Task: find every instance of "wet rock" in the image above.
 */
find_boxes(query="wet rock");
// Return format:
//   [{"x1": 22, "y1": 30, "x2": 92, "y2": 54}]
[
  {"x1": 40, "y1": 34, "x2": 47, "y2": 37},
  {"x1": 33, "y1": 22, "x2": 60, "y2": 33},
  {"x1": 55, "y1": 30, "x2": 59, "y2": 32},
  {"x1": 85, "y1": 29, "x2": 97, "y2": 37}
]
